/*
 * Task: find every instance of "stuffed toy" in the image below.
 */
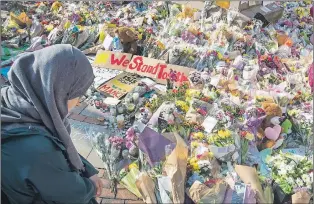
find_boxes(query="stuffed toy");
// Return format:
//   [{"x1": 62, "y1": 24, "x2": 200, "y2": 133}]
[
  {"x1": 114, "y1": 27, "x2": 138, "y2": 54},
  {"x1": 261, "y1": 102, "x2": 282, "y2": 117}
]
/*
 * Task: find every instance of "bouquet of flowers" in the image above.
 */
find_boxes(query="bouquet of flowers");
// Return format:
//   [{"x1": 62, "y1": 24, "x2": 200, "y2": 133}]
[
  {"x1": 266, "y1": 152, "x2": 313, "y2": 195},
  {"x1": 207, "y1": 129, "x2": 238, "y2": 162}
]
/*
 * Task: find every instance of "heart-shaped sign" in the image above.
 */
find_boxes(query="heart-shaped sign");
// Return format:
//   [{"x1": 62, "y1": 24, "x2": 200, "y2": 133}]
[{"x1": 265, "y1": 125, "x2": 282, "y2": 141}]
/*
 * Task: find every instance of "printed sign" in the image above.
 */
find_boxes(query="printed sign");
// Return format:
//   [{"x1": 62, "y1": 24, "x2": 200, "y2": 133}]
[
  {"x1": 93, "y1": 50, "x2": 132, "y2": 71},
  {"x1": 97, "y1": 72, "x2": 139, "y2": 99},
  {"x1": 127, "y1": 56, "x2": 192, "y2": 85}
]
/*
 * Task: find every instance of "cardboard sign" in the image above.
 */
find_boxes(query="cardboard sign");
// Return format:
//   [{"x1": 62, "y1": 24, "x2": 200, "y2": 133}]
[
  {"x1": 97, "y1": 72, "x2": 139, "y2": 99},
  {"x1": 126, "y1": 56, "x2": 192, "y2": 85},
  {"x1": 156, "y1": 64, "x2": 193, "y2": 85},
  {"x1": 127, "y1": 55, "x2": 167, "y2": 79},
  {"x1": 93, "y1": 50, "x2": 132, "y2": 71}
]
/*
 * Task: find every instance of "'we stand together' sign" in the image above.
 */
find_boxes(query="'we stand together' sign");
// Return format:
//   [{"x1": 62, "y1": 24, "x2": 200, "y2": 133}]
[{"x1": 93, "y1": 50, "x2": 193, "y2": 85}]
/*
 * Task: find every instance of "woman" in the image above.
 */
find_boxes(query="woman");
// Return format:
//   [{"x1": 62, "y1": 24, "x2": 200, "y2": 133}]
[{"x1": 1, "y1": 45, "x2": 103, "y2": 204}]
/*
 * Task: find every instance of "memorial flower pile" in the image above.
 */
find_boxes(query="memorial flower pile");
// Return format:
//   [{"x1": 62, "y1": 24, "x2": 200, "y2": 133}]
[{"x1": 1, "y1": 1, "x2": 313, "y2": 203}]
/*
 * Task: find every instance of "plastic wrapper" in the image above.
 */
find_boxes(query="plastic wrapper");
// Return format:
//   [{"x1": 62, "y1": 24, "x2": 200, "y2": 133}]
[
  {"x1": 120, "y1": 167, "x2": 142, "y2": 198},
  {"x1": 138, "y1": 124, "x2": 172, "y2": 167},
  {"x1": 208, "y1": 144, "x2": 237, "y2": 162},
  {"x1": 157, "y1": 176, "x2": 173, "y2": 203}
]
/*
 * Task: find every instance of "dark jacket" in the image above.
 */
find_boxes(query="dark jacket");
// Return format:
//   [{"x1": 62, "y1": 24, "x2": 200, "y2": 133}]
[{"x1": 1, "y1": 124, "x2": 99, "y2": 204}]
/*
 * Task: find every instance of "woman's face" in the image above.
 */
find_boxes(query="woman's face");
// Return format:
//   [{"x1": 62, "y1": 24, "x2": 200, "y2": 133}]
[{"x1": 68, "y1": 98, "x2": 79, "y2": 111}]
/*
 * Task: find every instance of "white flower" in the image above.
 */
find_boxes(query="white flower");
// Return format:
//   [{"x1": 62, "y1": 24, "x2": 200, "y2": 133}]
[
  {"x1": 278, "y1": 168, "x2": 287, "y2": 175},
  {"x1": 286, "y1": 165, "x2": 293, "y2": 171},
  {"x1": 296, "y1": 178, "x2": 304, "y2": 187},
  {"x1": 289, "y1": 161, "x2": 296, "y2": 168},
  {"x1": 286, "y1": 177, "x2": 294, "y2": 184},
  {"x1": 302, "y1": 174, "x2": 310, "y2": 183}
]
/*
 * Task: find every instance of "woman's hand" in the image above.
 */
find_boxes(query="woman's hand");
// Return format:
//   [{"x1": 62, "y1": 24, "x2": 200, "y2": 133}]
[{"x1": 89, "y1": 175, "x2": 103, "y2": 197}]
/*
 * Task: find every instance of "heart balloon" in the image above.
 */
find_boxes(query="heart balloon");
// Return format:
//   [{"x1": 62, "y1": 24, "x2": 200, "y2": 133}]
[{"x1": 264, "y1": 125, "x2": 282, "y2": 141}]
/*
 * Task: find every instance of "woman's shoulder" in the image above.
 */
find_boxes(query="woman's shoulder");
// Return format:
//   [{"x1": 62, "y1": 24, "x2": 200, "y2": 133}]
[{"x1": 2, "y1": 123, "x2": 66, "y2": 151}]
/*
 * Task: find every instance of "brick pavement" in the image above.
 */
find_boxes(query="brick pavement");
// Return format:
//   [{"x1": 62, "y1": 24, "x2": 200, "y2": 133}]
[
  {"x1": 96, "y1": 168, "x2": 144, "y2": 204},
  {"x1": 70, "y1": 102, "x2": 143, "y2": 204}
]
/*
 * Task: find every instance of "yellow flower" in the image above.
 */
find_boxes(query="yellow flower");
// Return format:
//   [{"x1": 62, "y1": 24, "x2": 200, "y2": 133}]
[
  {"x1": 156, "y1": 41, "x2": 165, "y2": 50},
  {"x1": 191, "y1": 141, "x2": 199, "y2": 148},
  {"x1": 191, "y1": 162, "x2": 200, "y2": 171},
  {"x1": 185, "y1": 89, "x2": 201, "y2": 98},
  {"x1": 176, "y1": 101, "x2": 189, "y2": 113},
  {"x1": 208, "y1": 152, "x2": 214, "y2": 159},
  {"x1": 218, "y1": 130, "x2": 231, "y2": 138},
  {"x1": 129, "y1": 163, "x2": 138, "y2": 169},
  {"x1": 245, "y1": 132, "x2": 254, "y2": 141},
  {"x1": 194, "y1": 132, "x2": 205, "y2": 140},
  {"x1": 217, "y1": 52, "x2": 223, "y2": 60},
  {"x1": 190, "y1": 158, "x2": 197, "y2": 164}
]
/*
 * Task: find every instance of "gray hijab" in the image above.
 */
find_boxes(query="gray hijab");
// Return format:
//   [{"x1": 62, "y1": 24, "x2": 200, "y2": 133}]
[{"x1": 1, "y1": 44, "x2": 95, "y2": 171}]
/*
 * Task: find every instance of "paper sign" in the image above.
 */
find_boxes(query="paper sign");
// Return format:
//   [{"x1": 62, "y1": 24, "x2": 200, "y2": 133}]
[
  {"x1": 202, "y1": 116, "x2": 217, "y2": 133},
  {"x1": 132, "y1": 17, "x2": 144, "y2": 26},
  {"x1": 210, "y1": 75, "x2": 221, "y2": 87},
  {"x1": 97, "y1": 72, "x2": 140, "y2": 99},
  {"x1": 103, "y1": 35, "x2": 113, "y2": 50},
  {"x1": 103, "y1": 97, "x2": 121, "y2": 106},
  {"x1": 141, "y1": 78, "x2": 156, "y2": 87},
  {"x1": 93, "y1": 50, "x2": 132, "y2": 71}
]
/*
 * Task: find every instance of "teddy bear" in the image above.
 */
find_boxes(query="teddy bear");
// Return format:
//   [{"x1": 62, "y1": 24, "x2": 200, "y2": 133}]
[
  {"x1": 261, "y1": 102, "x2": 282, "y2": 117},
  {"x1": 114, "y1": 27, "x2": 138, "y2": 54}
]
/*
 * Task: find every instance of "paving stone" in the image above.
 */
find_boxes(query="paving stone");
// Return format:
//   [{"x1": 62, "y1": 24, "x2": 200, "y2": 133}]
[
  {"x1": 101, "y1": 199, "x2": 124, "y2": 204},
  {"x1": 84, "y1": 117, "x2": 101, "y2": 125},
  {"x1": 103, "y1": 171, "x2": 110, "y2": 179},
  {"x1": 70, "y1": 102, "x2": 88, "y2": 114},
  {"x1": 69, "y1": 113, "x2": 87, "y2": 122},
  {"x1": 115, "y1": 189, "x2": 139, "y2": 201},
  {"x1": 100, "y1": 188, "x2": 115, "y2": 199},
  {"x1": 124, "y1": 200, "x2": 145, "y2": 204},
  {"x1": 69, "y1": 120, "x2": 93, "y2": 157},
  {"x1": 96, "y1": 197, "x2": 102, "y2": 204},
  {"x1": 80, "y1": 104, "x2": 105, "y2": 118},
  {"x1": 97, "y1": 169, "x2": 105, "y2": 178},
  {"x1": 87, "y1": 148, "x2": 104, "y2": 168},
  {"x1": 101, "y1": 178, "x2": 111, "y2": 189},
  {"x1": 117, "y1": 184, "x2": 126, "y2": 189}
]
